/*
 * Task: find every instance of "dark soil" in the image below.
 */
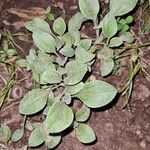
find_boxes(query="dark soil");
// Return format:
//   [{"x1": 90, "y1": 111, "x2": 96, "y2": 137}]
[{"x1": 0, "y1": 0, "x2": 150, "y2": 150}]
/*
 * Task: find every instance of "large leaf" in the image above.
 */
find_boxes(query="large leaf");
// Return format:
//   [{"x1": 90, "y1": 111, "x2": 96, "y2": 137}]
[
  {"x1": 77, "y1": 80, "x2": 117, "y2": 108},
  {"x1": 64, "y1": 61, "x2": 88, "y2": 85},
  {"x1": 19, "y1": 89, "x2": 48, "y2": 115},
  {"x1": 46, "y1": 102, "x2": 74, "y2": 133},
  {"x1": 79, "y1": 0, "x2": 100, "y2": 21},
  {"x1": 76, "y1": 124, "x2": 96, "y2": 144},
  {"x1": 33, "y1": 31, "x2": 56, "y2": 53},
  {"x1": 53, "y1": 17, "x2": 66, "y2": 36},
  {"x1": 25, "y1": 18, "x2": 51, "y2": 34},
  {"x1": 110, "y1": 0, "x2": 138, "y2": 16},
  {"x1": 102, "y1": 13, "x2": 118, "y2": 38},
  {"x1": 29, "y1": 128, "x2": 44, "y2": 147}
]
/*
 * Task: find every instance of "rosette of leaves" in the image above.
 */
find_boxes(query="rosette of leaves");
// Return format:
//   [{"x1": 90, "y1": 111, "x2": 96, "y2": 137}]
[{"x1": 17, "y1": 0, "x2": 139, "y2": 148}]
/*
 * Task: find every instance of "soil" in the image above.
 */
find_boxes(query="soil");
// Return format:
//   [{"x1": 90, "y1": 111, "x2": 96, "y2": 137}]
[{"x1": 0, "y1": 0, "x2": 150, "y2": 150}]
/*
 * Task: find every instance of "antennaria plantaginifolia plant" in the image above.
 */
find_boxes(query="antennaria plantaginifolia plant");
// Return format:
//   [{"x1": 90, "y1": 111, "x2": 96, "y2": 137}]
[{"x1": 13, "y1": 0, "x2": 143, "y2": 148}]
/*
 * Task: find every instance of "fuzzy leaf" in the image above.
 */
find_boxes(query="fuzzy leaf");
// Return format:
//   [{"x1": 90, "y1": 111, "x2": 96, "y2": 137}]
[
  {"x1": 64, "y1": 61, "x2": 88, "y2": 85},
  {"x1": 62, "y1": 94, "x2": 72, "y2": 105},
  {"x1": 102, "y1": 13, "x2": 118, "y2": 38},
  {"x1": 78, "y1": 39, "x2": 92, "y2": 51},
  {"x1": 16, "y1": 59, "x2": 28, "y2": 68},
  {"x1": 59, "y1": 47, "x2": 75, "y2": 57},
  {"x1": 53, "y1": 17, "x2": 66, "y2": 36},
  {"x1": 19, "y1": 89, "x2": 48, "y2": 115},
  {"x1": 109, "y1": 37, "x2": 123, "y2": 47},
  {"x1": 29, "y1": 128, "x2": 44, "y2": 147},
  {"x1": 77, "y1": 80, "x2": 117, "y2": 108},
  {"x1": 120, "y1": 32, "x2": 134, "y2": 43},
  {"x1": 46, "y1": 102, "x2": 74, "y2": 133},
  {"x1": 75, "y1": 105, "x2": 90, "y2": 122},
  {"x1": 76, "y1": 124, "x2": 96, "y2": 144},
  {"x1": 110, "y1": 0, "x2": 138, "y2": 16},
  {"x1": 33, "y1": 31, "x2": 56, "y2": 53},
  {"x1": 79, "y1": 0, "x2": 100, "y2": 21},
  {"x1": 11, "y1": 128, "x2": 24, "y2": 142}
]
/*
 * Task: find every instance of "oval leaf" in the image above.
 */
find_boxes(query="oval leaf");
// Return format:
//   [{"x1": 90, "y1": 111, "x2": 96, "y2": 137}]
[
  {"x1": 53, "y1": 17, "x2": 66, "y2": 36},
  {"x1": 109, "y1": 37, "x2": 123, "y2": 47},
  {"x1": 76, "y1": 124, "x2": 96, "y2": 144},
  {"x1": 79, "y1": 0, "x2": 100, "y2": 21},
  {"x1": 46, "y1": 102, "x2": 74, "y2": 133},
  {"x1": 11, "y1": 128, "x2": 24, "y2": 142},
  {"x1": 33, "y1": 31, "x2": 56, "y2": 53},
  {"x1": 59, "y1": 47, "x2": 75, "y2": 57},
  {"x1": 110, "y1": 0, "x2": 138, "y2": 16},
  {"x1": 19, "y1": 89, "x2": 48, "y2": 115},
  {"x1": 102, "y1": 13, "x2": 118, "y2": 38},
  {"x1": 77, "y1": 80, "x2": 117, "y2": 108}
]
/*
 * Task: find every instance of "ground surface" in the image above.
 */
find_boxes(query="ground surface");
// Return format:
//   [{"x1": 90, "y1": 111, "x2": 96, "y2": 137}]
[{"x1": 0, "y1": 0, "x2": 150, "y2": 150}]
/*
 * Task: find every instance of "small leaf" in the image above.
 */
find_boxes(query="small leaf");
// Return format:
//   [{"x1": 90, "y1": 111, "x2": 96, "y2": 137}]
[
  {"x1": 41, "y1": 70, "x2": 62, "y2": 84},
  {"x1": 75, "y1": 105, "x2": 90, "y2": 122},
  {"x1": 11, "y1": 128, "x2": 24, "y2": 142},
  {"x1": 46, "y1": 102, "x2": 74, "y2": 133},
  {"x1": 25, "y1": 18, "x2": 51, "y2": 34},
  {"x1": 33, "y1": 31, "x2": 56, "y2": 53},
  {"x1": 78, "y1": 39, "x2": 92, "y2": 50},
  {"x1": 64, "y1": 82, "x2": 84, "y2": 95},
  {"x1": 64, "y1": 61, "x2": 88, "y2": 85},
  {"x1": 16, "y1": 59, "x2": 28, "y2": 68},
  {"x1": 0, "y1": 124, "x2": 11, "y2": 143},
  {"x1": 79, "y1": 0, "x2": 100, "y2": 21},
  {"x1": 77, "y1": 80, "x2": 117, "y2": 108},
  {"x1": 5, "y1": 49, "x2": 17, "y2": 57},
  {"x1": 56, "y1": 57, "x2": 68, "y2": 67},
  {"x1": 59, "y1": 47, "x2": 75, "y2": 57},
  {"x1": 120, "y1": 32, "x2": 134, "y2": 43},
  {"x1": 110, "y1": 0, "x2": 138, "y2": 16},
  {"x1": 63, "y1": 32, "x2": 74, "y2": 47},
  {"x1": 102, "y1": 13, "x2": 118, "y2": 38},
  {"x1": 53, "y1": 17, "x2": 66, "y2": 36},
  {"x1": 19, "y1": 89, "x2": 48, "y2": 115},
  {"x1": 68, "y1": 12, "x2": 86, "y2": 32},
  {"x1": 29, "y1": 128, "x2": 44, "y2": 147},
  {"x1": 125, "y1": 16, "x2": 133, "y2": 24},
  {"x1": 109, "y1": 37, "x2": 123, "y2": 47},
  {"x1": 62, "y1": 94, "x2": 72, "y2": 105},
  {"x1": 76, "y1": 124, "x2": 96, "y2": 144}
]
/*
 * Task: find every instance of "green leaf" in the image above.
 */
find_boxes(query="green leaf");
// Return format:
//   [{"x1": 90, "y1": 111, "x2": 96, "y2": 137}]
[
  {"x1": 53, "y1": 17, "x2": 66, "y2": 36},
  {"x1": 19, "y1": 89, "x2": 48, "y2": 115},
  {"x1": 75, "y1": 48, "x2": 95, "y2": 64},
  {"x1": 78, "y1": 39, "x2": 92, "y2": 50},
  {"x1": 46, "y1": 102, "x2": 74, "y2": 133},
  {"x1": 33, "y1": 31, "x2": 56, "y2": 53},
  {"x1": 16, "y1": 59, "x2": 28, "y2": 68},
  {"x1": 59, "y1": 47, "x2": 75, "y2": 57},
  {"x1": 64, "y1": 82, "x2": 84, "y2": 95},
  {"x1": 100, "y1": 59, "x2": 114, "y2": 76},
  {"x1": 29, "y1": 128, "x2": 44, "y2": 147},
  {"x1": 120, "y1": 32, "x2": 134, "y2": 43},
  {"x1": 125, "y1": 16, "x2": 133, "y2": 24},
  {"x1": 62, "y1": 94, "x2": 72, "y2": 105},
  {"x1": 102, "y1": 13, "x2": 118, "y2": 38},
  {"x1": 109, "y1": 37, "x2": 123, "y2": 47},
  {"x1": 25, "y1": 18, "x2": 52, "y2": 34},
  {"x1": 75, "y1": 105, "x2": 90, "y2": 122},
  {"x1": 63, "y1": 32, "x2": 74, "y2": 47},
  {"x1": 79, "y1": 0, "x2": 100, "y2": 21},
  {"x1": 45, "y1": 135, "x2": 61, "y2": 149},
  {"x1": 64, "y1": 61, "x2": 88, "y2": 85},
  {"x1": 11, "y1": 128, "x2": 24, "y2": 142},
  {"x1": 56, "y1": 57, "x2": 67, "y2": 67},
  {"x1": 41, "y1": 70, "x2": 62, "y2": 84},
  {"x1": 0, "y1": 124, "x2": 11, "y2": 143},
  {"x1": 76, "y1": 124, "x2": 96, "y2": 144},
  {"x1": 110, "y1": 0, "x2": 138, "y2": 16},
  {"x1": 77, "y1": 80, "x2": 117, "y2": 108},
  {"x1": 5, "y1": 49, "x2": 17, "y2": 57}
]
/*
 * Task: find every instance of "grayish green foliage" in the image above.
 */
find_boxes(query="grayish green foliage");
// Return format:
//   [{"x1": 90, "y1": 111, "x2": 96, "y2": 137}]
[{"x1": 11, "y1": 128, "x2": 24, "y2": 142}]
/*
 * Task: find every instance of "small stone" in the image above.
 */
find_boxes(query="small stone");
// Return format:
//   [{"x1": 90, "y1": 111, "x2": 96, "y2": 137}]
[
  {"x1": 140, "y1": 140, "x2": 146, "y2": 148},
  {"x1": 135, "y1": 129, "x2": 141, "y2": 135}
]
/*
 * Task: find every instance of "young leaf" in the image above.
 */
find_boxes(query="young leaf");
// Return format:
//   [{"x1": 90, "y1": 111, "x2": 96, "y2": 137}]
[
  {"x1": 16, "y1": 59, "x2": 28, "y2": 68},
  {"x1": 76, "y1": 124, "x2": 96, "y2": 144},
  {"x1": 11, "y1": 128, "x2": 24, "y2": 142},
  {"x1": 28, "y1": 128, "x2": 44, "y2": 147},
  {"x1": 120, "y1": 32, "x2": 134, "y2": 43},
  {"x1": 46, "y1": 102, "x2": 74, "y2": 133},
  {"x1": 41, "y1": 70, "x2": 62, "y2": 84},
  {"x1": 78, "y1": 39, "x2": 92, "y2": 51},
  {"x1": 19, "y1": 89, "x2": 48, "y2": 115},
  {"x1": 110, "y1": 0, "x2": 138, "y2": 16},
  {"x1": 59, "y1": 47, "x2": 75, "y2": 57},
  {"x1": 79, "y1": 0, "x2": 100, "y2": 21},
  {"x1": 25, "y1": 18, "x2": 52, "y2": 34},
  {"x1": 64, "y1": 61, "x2": 88, "y2": 85},
  {"x1": 102, "y1": 13, "x2": 118, "y2": 38},
  {"x1": 63, "y1": 32, "x2": 74, "y2": 47},
  {"x1": 53, "y1": 17, "x2": 66, "y2": 36},
  {"x1": 68, "y1": 12, "x2": 87, "y2": 32},
  {"x1": 77, "y1": 80, "x2": 117, "y2": 108},
  {"x1": 109, "y1": 37, "x2": 123, "y2": 47},
  {"x1": 75, "y1": 105, "x2": 90, "y2": 122},
  {"x1": 0, "y1": 124, "x2": 11, "y2": 143},
  {"x1": 62, "y1": 94, "x2": 72, "y2": 105},
  {"x1": 64, "y1": 82, "x2": 84, "y2": 95},
  {"x1": 33, "y1": 31, "x2": 56, "y2": 53},
  {"x1": 100, "y1": 59, "x2": 114, "y2": 76}
]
